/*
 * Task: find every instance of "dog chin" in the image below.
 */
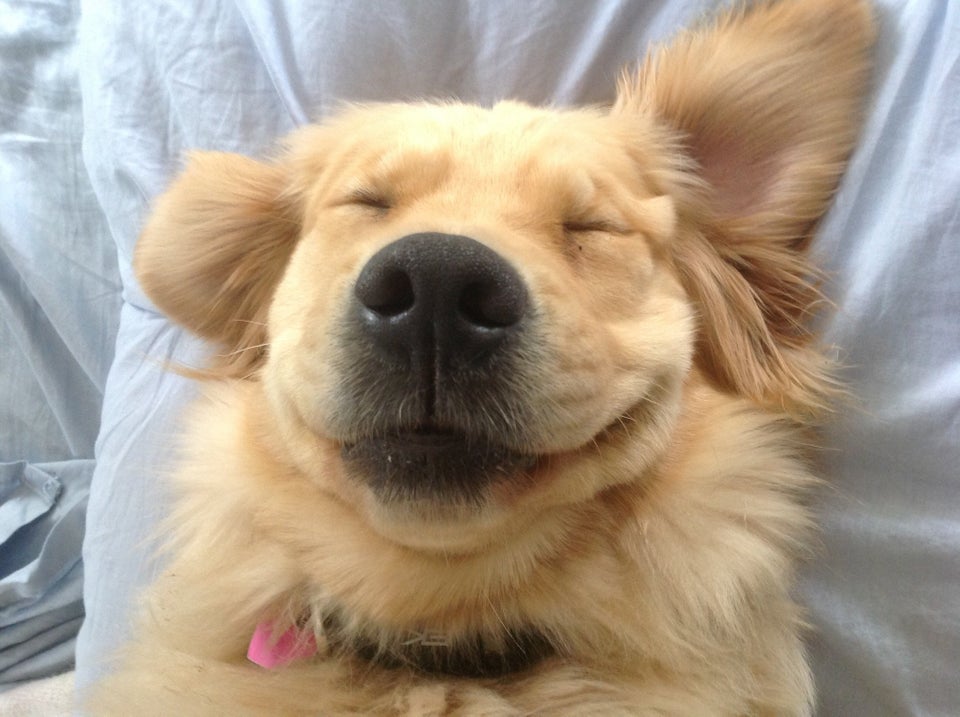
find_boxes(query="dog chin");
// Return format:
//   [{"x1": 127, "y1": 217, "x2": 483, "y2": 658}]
[{"x1": 355, "y1": 482, "x2": 524, "y2": 553}]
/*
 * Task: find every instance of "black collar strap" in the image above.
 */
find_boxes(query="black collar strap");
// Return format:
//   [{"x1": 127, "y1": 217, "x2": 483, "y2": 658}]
[{"x1": 322, "y1": 611, "x2": 555, "y2": 679}]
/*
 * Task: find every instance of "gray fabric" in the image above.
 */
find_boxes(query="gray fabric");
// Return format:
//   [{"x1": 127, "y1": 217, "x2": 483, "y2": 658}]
[
  {"x1": 0, "y1": 460, "x2": 89, "y2": 688},
  {"x1": 798, "y1": 5, "x2": 960, "y2": 712},
  {"x1": 0, "y1": 0, "x2": 119, "y2": 688}
]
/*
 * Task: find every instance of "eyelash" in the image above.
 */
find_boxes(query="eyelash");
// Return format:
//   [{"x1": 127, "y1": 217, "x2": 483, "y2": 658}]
[
  {"x1": 562, "y1": 220, "x2": 619, "y2": 235},
  {"x1": 347, "y1": 189, "x2": 392, "y2": 212}
]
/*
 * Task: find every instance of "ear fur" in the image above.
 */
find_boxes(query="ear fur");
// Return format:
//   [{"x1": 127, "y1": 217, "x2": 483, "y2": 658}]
[
  {"x1": 615, "y1": 0, "x2": 875, "y2": 417},
  {"x1": 134, "y1": 152, "x2": 302, "y2": 377}
]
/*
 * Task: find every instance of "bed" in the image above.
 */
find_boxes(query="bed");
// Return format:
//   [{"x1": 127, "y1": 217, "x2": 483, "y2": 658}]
[{"x1": 1, "y1": 1, "x2": 957, "y2": 714}]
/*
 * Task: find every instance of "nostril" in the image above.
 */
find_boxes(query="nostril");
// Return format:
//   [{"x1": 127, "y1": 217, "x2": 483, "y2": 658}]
[
  {"x1": 353, "y1": 233, "x2": 528, "y2": 365},
  {"x1": 356, "y1": 267, "x2": 415, "y2": 317},
  {"x1": 459, "y1": 281, "x2": 525, "y2": 329}
]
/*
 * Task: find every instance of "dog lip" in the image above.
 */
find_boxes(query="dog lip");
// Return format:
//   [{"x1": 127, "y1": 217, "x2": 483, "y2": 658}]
[
  {"x1": 343, "y1": 423, "x2": 477, "y2": 448},
  {"x1": 409, "y1": 422, "x2": 461, "y2": 439},
  {"x1": 384, "y1": 427, "x2": 471, "y2": 452},
  {"x1": 341, "y1": 426, "x2": 536, "y2": 504},
  {"x1": 342, "y1": 426, "x2": 518, "y2": 460}
]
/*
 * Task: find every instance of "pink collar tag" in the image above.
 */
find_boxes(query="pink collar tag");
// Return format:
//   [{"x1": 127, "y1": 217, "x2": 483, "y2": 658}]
[{"x1": 247, "y1": 621, "x2": 318, "y2": 669}]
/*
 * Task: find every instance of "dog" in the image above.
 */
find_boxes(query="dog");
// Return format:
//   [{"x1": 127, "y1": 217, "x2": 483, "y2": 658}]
[{"x1": 90, "y1": 0, "x2": 875, "y2": 713}]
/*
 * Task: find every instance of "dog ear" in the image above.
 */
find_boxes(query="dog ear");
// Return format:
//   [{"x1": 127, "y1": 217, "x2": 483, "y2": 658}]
[
  {"x1": 615, "y1": 0, "x2": 875, "y2": 417},
  {"x1": 135, "y1": 152, "x2": 302, "y2": 377}
]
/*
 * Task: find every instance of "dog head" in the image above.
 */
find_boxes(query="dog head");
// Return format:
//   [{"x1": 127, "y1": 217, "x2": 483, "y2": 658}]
[{"x1": 136, "y1": 0, "x2": 872, "y2": 552}]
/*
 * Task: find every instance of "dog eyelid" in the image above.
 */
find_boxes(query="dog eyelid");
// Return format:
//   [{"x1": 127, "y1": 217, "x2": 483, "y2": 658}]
[
  {"x1": 343, "y1": 188, "x2": 393, "y2": 212},
  {"x1": 562, "y1": 219, "x2": 624, "y2": 236}
]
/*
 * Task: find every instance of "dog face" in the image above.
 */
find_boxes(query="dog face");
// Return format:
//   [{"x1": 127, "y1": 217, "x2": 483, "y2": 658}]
[
  {"x1": 260, "y1": 103, "x2": 693, "y2": 544},
  {"x1": 135, "y1": 0, "x2": 872, "y2": 552}
]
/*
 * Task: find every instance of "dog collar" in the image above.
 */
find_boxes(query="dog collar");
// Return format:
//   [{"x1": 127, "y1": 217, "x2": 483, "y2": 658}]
[{"x1": 247, "y1": 616, "x2": 555, "y2": 678}]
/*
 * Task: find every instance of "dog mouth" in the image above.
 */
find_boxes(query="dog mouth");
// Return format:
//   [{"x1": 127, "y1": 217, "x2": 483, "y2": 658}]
[{"x1": 341, "y1": 422, "x2": 538, "y2": 505}]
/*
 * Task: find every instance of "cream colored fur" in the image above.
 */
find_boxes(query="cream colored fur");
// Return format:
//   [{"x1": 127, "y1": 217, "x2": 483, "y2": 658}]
[{"x1": 90, "y1": 1, "x2": 875, "y2": 714}]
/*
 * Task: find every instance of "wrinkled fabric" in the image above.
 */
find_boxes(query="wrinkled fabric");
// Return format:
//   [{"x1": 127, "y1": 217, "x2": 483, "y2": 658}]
[
  {"x1": 0, "y1": 461, "x2": 89, "y2": 686},
  {"x1": 0, "y1": 0, "x2": 119, "y2": 689}
]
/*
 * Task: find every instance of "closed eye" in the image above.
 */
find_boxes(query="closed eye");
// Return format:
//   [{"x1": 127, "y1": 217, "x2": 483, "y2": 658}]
[
  {"x1": 562, "y1": 219, "x2": 623, "y2": 235},
  {"x1": 345, "y1": 188, "x2": 393, "y2": 212}
]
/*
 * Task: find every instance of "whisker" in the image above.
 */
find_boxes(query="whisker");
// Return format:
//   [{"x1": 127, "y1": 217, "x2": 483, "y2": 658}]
[{"x1": 217, "y1": 342, "x2": 270, "y2": 358}]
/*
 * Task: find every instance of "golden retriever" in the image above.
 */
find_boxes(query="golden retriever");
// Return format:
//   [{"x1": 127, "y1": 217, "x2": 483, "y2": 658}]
[{"x1": 90, "y1": 0, "x2": 875, "y2": 714}]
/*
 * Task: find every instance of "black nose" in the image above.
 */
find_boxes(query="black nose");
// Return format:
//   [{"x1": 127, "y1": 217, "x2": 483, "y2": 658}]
[{"x1": 353, "y1": 233, "x2": 528, "y2": 371}]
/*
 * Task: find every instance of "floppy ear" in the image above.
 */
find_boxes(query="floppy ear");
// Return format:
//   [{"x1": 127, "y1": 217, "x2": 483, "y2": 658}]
[
  {"x1": 615, "y1": 0, "x2": 875, "y2": 417},
  {"x1": 135, "y1": 152, "x2": 302, "y2": 377}
]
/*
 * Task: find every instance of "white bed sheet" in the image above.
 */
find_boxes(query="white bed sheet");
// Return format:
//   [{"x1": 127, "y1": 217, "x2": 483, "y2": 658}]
[{"x1": 72, "y1": 1, "x2": 960, "y2": 714}]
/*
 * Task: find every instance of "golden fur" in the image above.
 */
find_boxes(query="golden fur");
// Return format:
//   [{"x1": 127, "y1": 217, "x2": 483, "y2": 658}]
[{"x1": 90, "y1": 1, "x2": 875, "y2": 714}]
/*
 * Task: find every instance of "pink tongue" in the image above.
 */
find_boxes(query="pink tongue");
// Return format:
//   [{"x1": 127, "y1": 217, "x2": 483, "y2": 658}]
[{"x1": 247, "y1": 621, "x2": 318, "y2": 669}]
